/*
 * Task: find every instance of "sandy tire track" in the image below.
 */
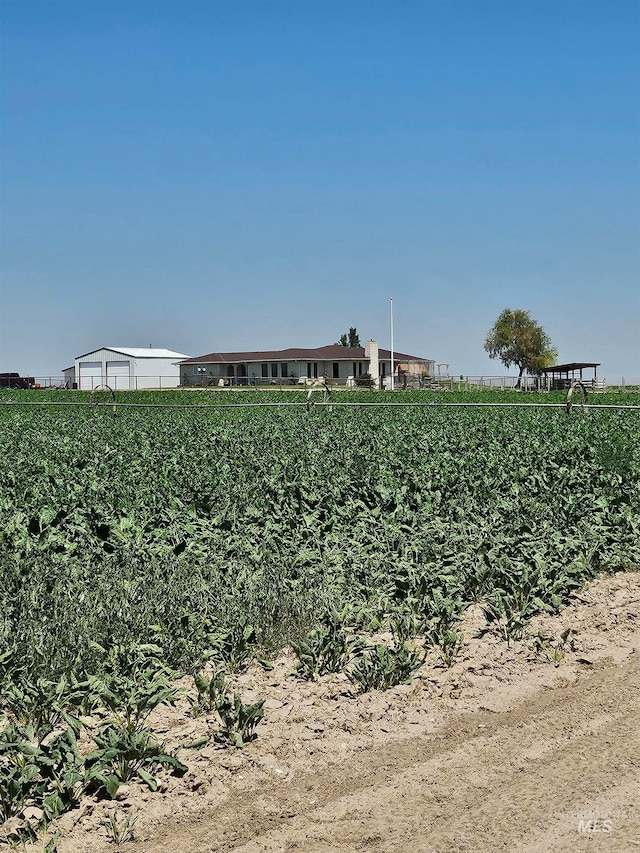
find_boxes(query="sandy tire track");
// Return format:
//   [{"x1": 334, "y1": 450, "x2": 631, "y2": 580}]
[{"x1": 126, "y1": 654, "x2": 639, "y2": 853}]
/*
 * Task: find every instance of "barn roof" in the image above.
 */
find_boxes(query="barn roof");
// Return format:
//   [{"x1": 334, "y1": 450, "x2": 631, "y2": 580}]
[{"x1": 76, "y1": 347, "x2": 190, "y2": 360}]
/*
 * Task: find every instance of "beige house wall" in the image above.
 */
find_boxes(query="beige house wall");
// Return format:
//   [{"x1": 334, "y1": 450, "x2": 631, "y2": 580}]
[{"x1": 182, "y1": 359, "x2": 369, "y2": 384}]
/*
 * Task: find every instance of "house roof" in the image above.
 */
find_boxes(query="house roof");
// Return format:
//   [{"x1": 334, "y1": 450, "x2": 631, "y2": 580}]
[
  {"x1": 539, "y1": 362, "x2": 600, "y2": 373},
  {"x1": 180, "y1": 345, "x2": 430, "y2": 365},
  {"x1": 76, "y1": 347, "x2": 190, "y2": 360}
]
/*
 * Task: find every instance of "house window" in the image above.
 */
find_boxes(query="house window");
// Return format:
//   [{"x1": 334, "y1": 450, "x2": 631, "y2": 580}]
[
  {"x1": 307, "y1": 363, "x2": 312, "y2": 379},
  {"x1": 280, "y1": 363, "x2": 288, "y2": 378},
  {"x1": 352, "y1": 362, "x2": 357, "y2": 377},
  {"x1": 271, "y1": 363, "x2": 278, "y2": 378},
  {"x1": 261, "y1": 364, "x2": 268, "y2": 378},
  {"x1": 313, "y1": 362, "x2": 318, "y2": 379},
  {"x1": 333, "y1": 362, "x2": 340, "y2": 379}
]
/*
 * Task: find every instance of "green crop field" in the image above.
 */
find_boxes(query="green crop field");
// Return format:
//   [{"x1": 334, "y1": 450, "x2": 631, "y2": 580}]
[{"x1": 1, "y1": 390, "x2": 639, "y2": 842}]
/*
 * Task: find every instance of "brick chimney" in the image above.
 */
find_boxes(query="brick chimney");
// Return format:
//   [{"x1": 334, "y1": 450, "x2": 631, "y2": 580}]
[{"x1": 365, "y1": 339, "x2": 379, "y2": 389}]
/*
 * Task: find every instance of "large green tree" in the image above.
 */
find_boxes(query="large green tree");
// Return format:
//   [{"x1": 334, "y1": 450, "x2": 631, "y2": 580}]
[
  {"x1": 337, "y1": 327, "x2": 361, "y2": 347},
  {"x1": 484, "y1": 309, "x2": 558, "y2": 384}
]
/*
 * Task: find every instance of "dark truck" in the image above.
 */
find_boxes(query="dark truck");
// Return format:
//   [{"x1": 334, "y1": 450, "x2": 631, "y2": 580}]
[{"x1": 0, "y1": 372, "x2": 35, "y2": 389}]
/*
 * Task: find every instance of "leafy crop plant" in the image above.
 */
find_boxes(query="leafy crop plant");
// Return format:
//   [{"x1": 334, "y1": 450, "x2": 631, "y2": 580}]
[{"x1": 349, "y1": 642, "x2": 424, "y2": 692}]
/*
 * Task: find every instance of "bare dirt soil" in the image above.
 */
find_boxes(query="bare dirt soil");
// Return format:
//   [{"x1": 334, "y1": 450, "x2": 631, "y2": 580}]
[{"x1": 47, "y1": 571, "x2": 640, "y2": 851}]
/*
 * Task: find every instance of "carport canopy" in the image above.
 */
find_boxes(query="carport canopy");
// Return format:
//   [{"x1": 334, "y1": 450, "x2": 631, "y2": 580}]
[{"x1": 539, "y1": 362, "x2": 600, "y2": 380}]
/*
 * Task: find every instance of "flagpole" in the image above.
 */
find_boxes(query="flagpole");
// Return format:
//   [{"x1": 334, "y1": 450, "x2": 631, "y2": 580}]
[{"x1": 390, "y1": 297, "x2": 394, "y2": 391}]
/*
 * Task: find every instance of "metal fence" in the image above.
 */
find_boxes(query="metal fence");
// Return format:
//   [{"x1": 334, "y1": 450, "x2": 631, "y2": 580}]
[
  {"x1": 182, "y1": 375, "x2": 379, "y2": 389},
  {"x1": 183, "y1": 374, "x2": 638, "y2": 391},
  {"x1": 0, "y1": 376, "x2": 183, "y2": 390},
  {"x1": 445, "y1": 378, "x2": 637, "y2": 391},
  {"x1": 4, "y1": 374, "x2": 639, "y2": 392},
  {"x1": 428, "y1": 376, "x2": 616, "y2": 392}
]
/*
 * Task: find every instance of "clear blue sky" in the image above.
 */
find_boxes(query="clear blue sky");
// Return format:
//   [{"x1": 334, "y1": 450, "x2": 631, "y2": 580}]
[{"x1": 1, "y1": 0, "x2": 639, "y2": 380}]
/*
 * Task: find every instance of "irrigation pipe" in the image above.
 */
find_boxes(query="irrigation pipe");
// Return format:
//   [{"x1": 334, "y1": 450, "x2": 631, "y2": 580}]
[{"x1": 1, "y1": 400, "x2": 638, "y2": 411}]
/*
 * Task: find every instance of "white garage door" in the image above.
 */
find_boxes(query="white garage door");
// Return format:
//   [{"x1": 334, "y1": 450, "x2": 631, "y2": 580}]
[
  {"x1": 106, "y1": 361, "x2": 131, "y2": 390},
  {"x1": 78, "y1": 362, "x2": 102, "y2": 391}
]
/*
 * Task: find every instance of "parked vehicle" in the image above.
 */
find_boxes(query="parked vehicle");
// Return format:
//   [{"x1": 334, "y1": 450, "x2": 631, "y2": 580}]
[{"x1": 0, "y1": 372, "x2": 35, "y2": 389}]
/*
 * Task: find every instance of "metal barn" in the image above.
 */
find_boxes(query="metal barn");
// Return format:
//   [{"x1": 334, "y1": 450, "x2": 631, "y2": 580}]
[{"x1": 72, "y1": 347, "x2": 190, "y2": 390}]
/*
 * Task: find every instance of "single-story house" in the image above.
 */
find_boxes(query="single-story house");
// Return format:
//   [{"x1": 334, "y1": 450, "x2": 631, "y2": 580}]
[
  {"x1": 179, "y1": 340, "x2": 434, "y2": 388},
  {"x1": 66, "y1": 347, "x2": 191, "y2": 390}
]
